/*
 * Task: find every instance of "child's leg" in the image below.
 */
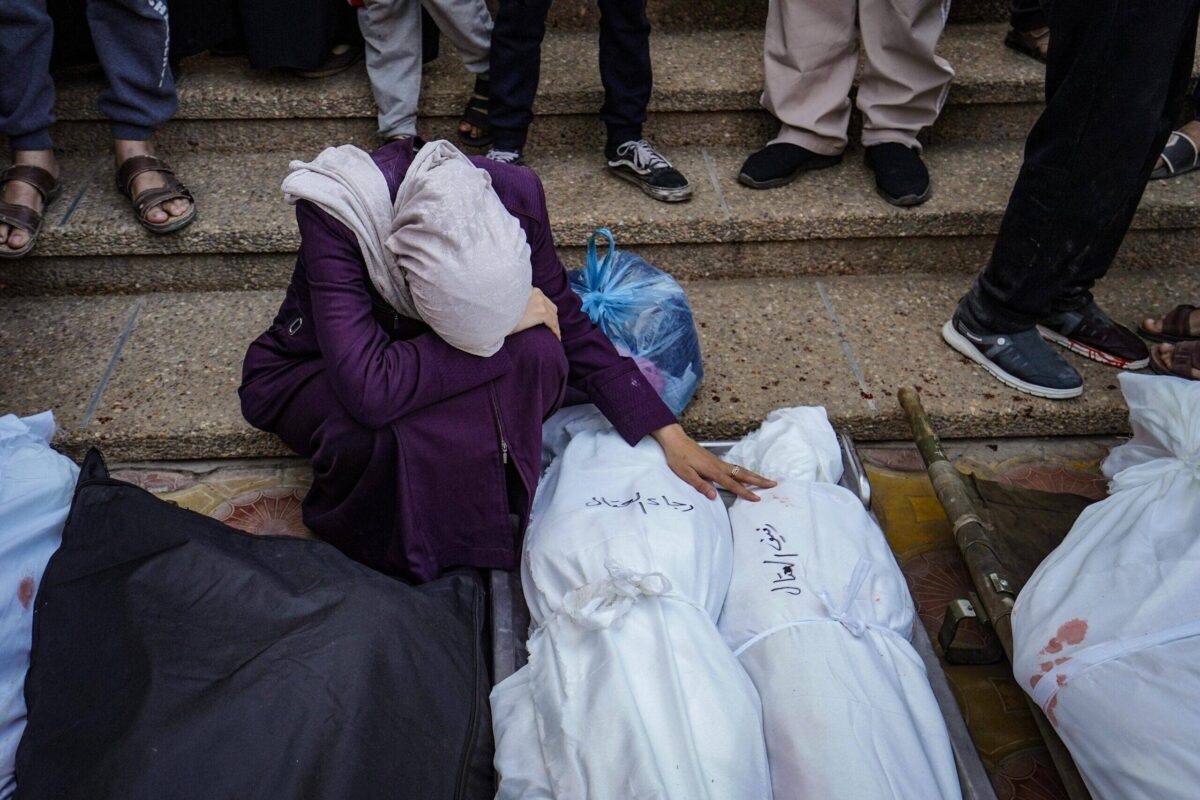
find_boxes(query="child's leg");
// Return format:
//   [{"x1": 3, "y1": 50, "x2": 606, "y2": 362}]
[
  {"x1": 422, "y1": 0, "x2": 491, "y2": 74},
  {"x1": 358, "y1": 0, "x2": 423, "y2": 140}
]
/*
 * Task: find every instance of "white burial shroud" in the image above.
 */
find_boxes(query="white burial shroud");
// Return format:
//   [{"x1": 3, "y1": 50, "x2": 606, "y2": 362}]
[
  {"x1": 719, "y1": 407, "x2": 961, "y2": 800},
  {"x1": 491, "y1": 405, "x2": 772, "y2": 800},
  {"x1": 1012, "y1": 373, "x2": 1200, "y2": 800}
]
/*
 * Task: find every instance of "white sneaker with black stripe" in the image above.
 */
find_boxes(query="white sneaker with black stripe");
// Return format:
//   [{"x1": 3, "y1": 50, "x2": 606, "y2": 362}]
[{"x1": 606, "y1": 139, "x2": 693, "y2": 203}]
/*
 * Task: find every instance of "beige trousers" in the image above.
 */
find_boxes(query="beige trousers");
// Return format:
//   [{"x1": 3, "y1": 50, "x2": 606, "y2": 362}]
[{"x1": 761, "y1": 0, "x2": 954, "y2": 155}]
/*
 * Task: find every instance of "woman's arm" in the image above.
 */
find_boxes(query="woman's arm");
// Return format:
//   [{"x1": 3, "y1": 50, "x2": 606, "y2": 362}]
[
  {"x1": 518, "y1": 175, "x2": 678, "y2": 445},
  {"x1": 299, "y1": 201, "x2": 513, "y2": 428},
  {"x1": 512, "y1": 174, "x2": 774, "y2": 501}
]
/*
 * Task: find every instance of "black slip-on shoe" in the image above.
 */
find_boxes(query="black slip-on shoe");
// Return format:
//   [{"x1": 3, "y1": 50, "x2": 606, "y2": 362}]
[
  {"x1": 737, "y1": 142, "x2": 842, "y2": 189},
  {"x1": 942, "y1": 314, "x2": 1084, "y2": 399},
  {"x1": 1037, "y1": 301, "x2": 1150, "y2": 370},
  {"x1": 865, "y1": 142, "x2": 932, "y2": 207},
  {"x1": 606, "y1": 139, "x2": 693, "y2": 203}
]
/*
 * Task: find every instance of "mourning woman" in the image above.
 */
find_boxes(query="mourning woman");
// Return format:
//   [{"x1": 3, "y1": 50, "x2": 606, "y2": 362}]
[{"x1": 239, "y1": 138, "x2": 772, "y2": 583}]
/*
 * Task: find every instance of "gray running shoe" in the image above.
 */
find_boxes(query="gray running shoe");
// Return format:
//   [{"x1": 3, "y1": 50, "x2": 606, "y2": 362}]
[{"x1": 942, "y1": 314, "x2": 1084, "y2": 399}]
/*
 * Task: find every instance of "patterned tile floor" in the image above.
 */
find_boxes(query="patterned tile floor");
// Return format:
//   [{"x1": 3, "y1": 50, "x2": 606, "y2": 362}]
[
  {"x1": 861, "y1": 437, "x2": 1111, "y2": 800},
  {"x1": 114, "y1": 435, "x2": 1113, "y2": 800}
]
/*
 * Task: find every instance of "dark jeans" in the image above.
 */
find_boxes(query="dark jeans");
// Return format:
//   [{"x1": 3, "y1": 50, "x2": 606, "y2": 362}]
[
  {"x1": 1011, "y1": 0, "x2": 1048, "y2": 32},
  {"x1": 0, "y1": 0, "x2": 178, "y2": 150},
  {"x1": 960, "y1": 0, "x2": 1200, "y2": 333},
  {"x1": 489, "y1": 0, "x2": 651, "y2": 151}
]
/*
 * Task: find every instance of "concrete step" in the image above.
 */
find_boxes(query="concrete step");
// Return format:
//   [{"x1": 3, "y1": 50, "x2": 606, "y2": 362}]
[
  {"x1": 6, "y1": 141, "x2": 1199, "y2": 295},
  {"x1": 3, "y1": 266, "x2": 1190, "y2": 462},
  {"x1": 534, "y1": 0, "x2": 1007, "y2": 30},
  {"x1": 45, "y1": 24, "x2": 1045, "y2": 154}
]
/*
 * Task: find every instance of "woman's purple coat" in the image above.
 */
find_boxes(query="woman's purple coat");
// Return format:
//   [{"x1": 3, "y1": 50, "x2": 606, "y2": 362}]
[{"x1": 240, "y1": 139, "x2": 676, "y2": 582}]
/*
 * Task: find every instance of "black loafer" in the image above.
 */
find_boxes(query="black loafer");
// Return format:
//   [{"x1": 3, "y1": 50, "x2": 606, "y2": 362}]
[
  {"x1": 865, "y1": 143, "x2": 932, "y2": 207},
  {"x1": 1038, "y1": 300, "x2": 1150, "y2": 370},
  {"x1": 738, "y1": 143, "x2": 842, "y2": 189}
]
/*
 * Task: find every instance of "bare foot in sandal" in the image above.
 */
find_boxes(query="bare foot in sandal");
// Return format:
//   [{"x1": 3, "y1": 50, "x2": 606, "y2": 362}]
[
  {"x1": 1141, "y1": 304, "x2": 1200, "y2": 342},
  {"x1": 457, "y1": 74, "x2": 492, "y2": 148},
  {"x1": 0, "y1": 150, "x2": 60, "y2": 256},
  {"x1": 115, "y1": 139, "x2": 195, "y2": 232},
  {"x1": 1151, "y1": 342, "x2": 1200, "y2": 380}
]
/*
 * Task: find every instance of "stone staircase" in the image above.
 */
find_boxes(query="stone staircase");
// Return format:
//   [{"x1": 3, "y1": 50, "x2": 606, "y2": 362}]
[{"x1": 3, "y1": 2, "x2": 1198, "y2": 462}]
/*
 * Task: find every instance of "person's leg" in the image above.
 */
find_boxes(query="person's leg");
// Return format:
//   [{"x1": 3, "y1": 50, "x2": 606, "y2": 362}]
[
  {"x1": 88, "y1": 0, "x2": 193, "y2": 227},
  {"x1": 960, "y1": 0, "x2": 1200, "y2": 334},
  {"x1": 761, "y1": 0, "x2": 858, "y2": 157},
  {"x1": 0, "y1": 0, "x2": 60, "y2": 256},
  {"x1": 948, "y1": 0, "x2": 1200, "y2": 395},
  {"x1": 595, "y1": 0, "x2": 651, "y2": 148},
  {"x1": 857, "y1": 0, "x2": 953, "y2": 152},
  {"x1": 421, "y1": 0, "x2": 493, "y2": 142},
  {"x1": 738, "y1": 0, "x2": 857, "y2": 189},
  {"x1": 487, "y1": 0, "x2": 552, "y2": 155},
  {"x1": 857, "y1": 0, "x2": 953, "y2": 206},
  {"x1": 358, "y1": 0, "x2": 423, "y2": 140},
  {"x1": 595, "y1": 0, "x2": 691, "y2": 201},
  {"x1": 1006, "y1": 0, "x2": 1049, "y2": 62},
  {"x1": 1010, "y1": 0, "x2": 1047, "y2": 31}
]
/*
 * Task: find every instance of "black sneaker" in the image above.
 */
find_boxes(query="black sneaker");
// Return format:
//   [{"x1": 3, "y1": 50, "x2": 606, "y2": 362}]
[
  {"x1": 486, "y1": 148, "x2": 524, "y2": 166},
  {"x1": 1037, "y1": 301, "x2": 1150, "y2": 370},
  {"x1": 942, "y1": 314, "x2": 1084, "y2": 399},
  {"x1": 606, "y1": 139, "x2": 693, "y2": 203},
  {"x1": 738, "y1": 142, "x2": 842, "y2": 189},
  {"x1": 865, "y1": 143, "x2": 932, "y2": 207}
]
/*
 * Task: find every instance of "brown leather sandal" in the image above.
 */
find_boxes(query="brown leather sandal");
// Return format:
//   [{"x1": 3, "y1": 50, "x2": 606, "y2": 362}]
[
  {"x1": 1150, "y1": 340, "x2": 1200, "y2": 380},
  {"x1": 116, "y1": 154, "x2": 196, "y2": 235},
  {"x1": 1004, "y1": 27, "x2": 1050, "y2": 64},
  {"x1": 1139, "y1": 304, "x2": 1199, "y2": 343},
  {"x1": 0, "y1": 164, "x2": 62, "y2": 260}
]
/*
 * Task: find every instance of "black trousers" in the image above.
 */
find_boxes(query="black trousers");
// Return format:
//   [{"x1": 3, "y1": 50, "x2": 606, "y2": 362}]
[
  {"x1": 960, "y1": 0, "x2": 1200, "y2": 333},
  {"x1": 1010, "y1": 0, "x2": 1047, "y2": 31},
  {"x1": 489, "y1": 0, "x2": 651, "y2": 151}
]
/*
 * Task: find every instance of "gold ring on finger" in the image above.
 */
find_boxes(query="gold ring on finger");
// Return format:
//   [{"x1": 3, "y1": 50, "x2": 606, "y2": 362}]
[{"x1": 730, "y1": 464, "x2": 742, "y2": 478}]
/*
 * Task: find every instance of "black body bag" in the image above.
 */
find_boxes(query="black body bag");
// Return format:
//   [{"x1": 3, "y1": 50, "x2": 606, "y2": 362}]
[{"x1": 15, "y1": 450, "x2": 493, "y2": 800}]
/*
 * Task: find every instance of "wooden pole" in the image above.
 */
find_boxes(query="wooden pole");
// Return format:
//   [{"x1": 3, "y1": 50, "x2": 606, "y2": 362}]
[{"x1": 897, "y1": 387, "x2": 1093, "y2": 800}]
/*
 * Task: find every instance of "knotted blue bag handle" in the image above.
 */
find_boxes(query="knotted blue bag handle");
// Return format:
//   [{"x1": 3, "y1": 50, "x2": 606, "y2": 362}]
[{"x1": 585, "y1": 227, "x2": 618, "y2": 285}]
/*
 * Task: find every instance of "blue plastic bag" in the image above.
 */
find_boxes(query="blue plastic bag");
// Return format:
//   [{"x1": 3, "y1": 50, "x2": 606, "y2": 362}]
[{"x1": 569, "y1": 229, "x2": 703, "y2": 415}]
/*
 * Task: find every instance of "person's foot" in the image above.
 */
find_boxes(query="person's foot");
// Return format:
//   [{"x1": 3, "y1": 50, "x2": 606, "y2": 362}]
[
  {"x1": 605, "y1": 139, "x2": 692, "y2": 203},
  {"x1": 115, "y1": 140, "x2": 193, "y2": 228},
  {"x1": 1150, "y1": 342, "x2": 1200, "y2": 380},
  {"x1": 1142, "y1": 304, "x2": 1200, "y2": 342},
  {"x1": 294, "y1": 42, "x2": 363, "y2": 79},
  {"x1": 1037, "y1": 301, "x2": 1150, "y2": 370},
  {"x1": 1004, "y1": 26, "x2": 1050, "y2": 63},
  {"x1": 737, "y1": 142, "x2": 842, "y2": 189},
  {"x1": 1154, "y1": 119, "x2": 1200, "y2": 176},
  {"x1": 865, "y1": 143, "x2": 931, "y2": 207},
  {"x1": 486, "y1": 148, "x2": 524, "y2": 166},
  {"x1": 0, "y1": 150, "x2": 59, "y2": 255},
  {"x1": 943, "y1": 312, "x2": 1084, "y2": 399},
  {"x1": 457, "y1": 74, "x2": 492, "y2": 147}
]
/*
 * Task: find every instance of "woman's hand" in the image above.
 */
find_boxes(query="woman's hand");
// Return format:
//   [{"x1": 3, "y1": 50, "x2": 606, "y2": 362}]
[
  {"x1": 652, "y1": 423, "x2": 775, "y2": 502},
  {"x1": 509, "y1": 287, "x2": 561, "y2": 340}
]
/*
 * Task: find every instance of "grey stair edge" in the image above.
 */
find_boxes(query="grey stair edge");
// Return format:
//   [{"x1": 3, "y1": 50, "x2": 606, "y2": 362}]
[
  {"x1": 48, "y1": 25, "x2": 1049, "y2": 124},
  {"x1": 13, "y1": 267, "x2": 1189, "y2": 465},
  {"x1": 20, "y1": 142, "x2": 1200, "y2": 260},
  {"x1": 6, "y1": 229, "x2": 1198, "y2": 297},
  {"x1": 50, "y1": 405, "x2": 1135, "y2": 463}
]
